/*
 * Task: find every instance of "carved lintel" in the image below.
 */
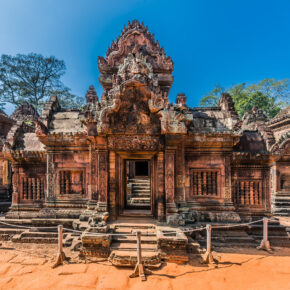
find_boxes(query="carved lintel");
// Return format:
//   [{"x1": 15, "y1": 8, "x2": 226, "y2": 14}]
[{"x1": 107, "y1": 136, "x2": 161, "y2": 151}]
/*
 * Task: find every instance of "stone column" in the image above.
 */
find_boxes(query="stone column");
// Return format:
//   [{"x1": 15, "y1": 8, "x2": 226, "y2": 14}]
[
  {"x1": 175, "y1": 140, "x2": 186, "y2": 204},
  {"x1": 11, "y1": 163, "x2": 20, "y2": 206},
  {"x1": 263, "y1": 167, "x2": 271, "y2": 212},
  {"x1": 224, "y1": 154, "x2": 234, "y2": 209},
  {"x1": 46, "y1": 151, "x2": 55, "y2": 201},
  {"x1": 165, "y1": 150, "x2": 177, "y2": 216},
  {"x1": 89, "y1": 145, "x2": 98, "y2": 201},
  {"x1": 108, "y1": 151, "x2": 116, "y2": 218},
  {"x1": 97, "y1": 150, "x2": 108, "y2": 212},
  {"x1": 157, "y1": 151, "x2": 165, "y2": 221},
  {"x1": 2, "y1": 160, "x2": 11, "y2": 185}
]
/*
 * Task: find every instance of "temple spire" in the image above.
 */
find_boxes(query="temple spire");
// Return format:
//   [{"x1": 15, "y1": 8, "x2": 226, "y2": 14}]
[{"x1": 85, "y1": 85, "x2": 98, "y2": 103}]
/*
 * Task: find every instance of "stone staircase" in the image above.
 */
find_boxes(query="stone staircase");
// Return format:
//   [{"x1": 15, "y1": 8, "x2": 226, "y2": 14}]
[
  {"x1": 247, "y1": 218, "x2": 290, "y2": 247},
  {"x1": 128, "y1": 178, "x2": 151, "y2": 207},
  {"x1": 0, "y1": 217, "x2": 77, "y2": 245},
  {"x1": 195, "y1": 218, "x2": 290, "y2": 248},
  {"x1": 271, "y1": 192, "x2": 290, "y2": 216},
  {"x1": 109, "y1": 223, "x2": 162, "y2": 267}
]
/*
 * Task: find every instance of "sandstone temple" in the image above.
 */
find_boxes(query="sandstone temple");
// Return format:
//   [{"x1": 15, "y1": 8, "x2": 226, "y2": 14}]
[{"x1": 0, "y1": 21, "x2": 289, "y2": 259}]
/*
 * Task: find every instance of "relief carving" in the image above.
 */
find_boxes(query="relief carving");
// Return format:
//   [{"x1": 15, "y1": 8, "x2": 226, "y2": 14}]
[{"x1": 108, "y1": 136, "x2": 161, "y2": 151}]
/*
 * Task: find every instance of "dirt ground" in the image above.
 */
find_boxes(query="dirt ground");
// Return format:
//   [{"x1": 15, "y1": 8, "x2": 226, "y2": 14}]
[{"x1": 0, "y1": 242, "x2": 289, "y2": 290}]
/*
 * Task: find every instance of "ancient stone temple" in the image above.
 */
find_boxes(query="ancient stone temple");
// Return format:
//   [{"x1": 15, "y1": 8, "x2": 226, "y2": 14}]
[{"x1": 0, "y1": 20, "x2": 289, "y2": 226}]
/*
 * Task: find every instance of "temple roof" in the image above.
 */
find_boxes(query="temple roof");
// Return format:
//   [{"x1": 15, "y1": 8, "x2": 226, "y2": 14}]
[
  {"x1": 48, "y1": 111, "x2": 85, "y2": 134},
  {"x1": 10, "y1": 102, "x2": 39, "y2": 122},
  {"x1": 18, "y1": 132, "x2": 45, "y2": 151},
  {"x1": 267, "y1": 106, "x2": 290, "y2": 126}
]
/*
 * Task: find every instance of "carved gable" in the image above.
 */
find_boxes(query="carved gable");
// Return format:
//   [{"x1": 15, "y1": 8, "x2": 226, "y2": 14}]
[{"x1": 81, "y1": 20, "x2": 189, "y2": 136}]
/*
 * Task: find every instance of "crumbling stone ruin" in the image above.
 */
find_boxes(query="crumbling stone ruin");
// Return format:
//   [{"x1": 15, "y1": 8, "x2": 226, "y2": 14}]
[{"x1": 0, "y1": 20, "x2": 289, "y2": 264}]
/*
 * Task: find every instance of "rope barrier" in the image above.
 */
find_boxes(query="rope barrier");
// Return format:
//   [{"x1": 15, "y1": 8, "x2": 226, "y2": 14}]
[
  {"x1": 0, "y1": 217, "x2": 274, "y2": 236},
  {"x1": 0, "y1": 216, "x2": 277, "y2": 269},
  {"x1": 211, "y1": 218, "x2": 264, "y2": 229}
]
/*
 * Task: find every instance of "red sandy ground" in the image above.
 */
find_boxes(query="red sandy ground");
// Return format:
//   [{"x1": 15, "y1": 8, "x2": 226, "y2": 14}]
[{"x1": 0, "y1": 242, "x2": 289, "y2": 290}]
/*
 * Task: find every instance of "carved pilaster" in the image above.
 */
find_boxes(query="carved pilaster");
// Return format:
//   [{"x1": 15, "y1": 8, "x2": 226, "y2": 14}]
[
  {"x1": 165, "y1": 150, "x2": 177, "y2": 214},
  {"x1": 263, "y1": 167, "x2": 271, "y2": 212},
  {"x1": 224, "y1": 154, "x2": 233, "y2": 207},
  {"x1": 157, "y1": 152, "x2": 165, "y2": 221},
  {"x1": 46, "y1": 152, "x2": 55, "y2": 200},
  {"x1": 2, "y1": 160, "x2": 11, "y2": 185},
  {"x1": 97, "y1": 150, "x2": 108, "y2": 212},
  {"x1": 11, "y1": 164, "x2": 20, "y2": 205},
  {"x1": 108, "y1": 151, "x2": 116, "y2": 218},
  {"x1": 89, "y1": 143, "x2": 98, "y2": 200},
  {"x1": 175, "y1": 141, "x2": 185, "y2": 203}
]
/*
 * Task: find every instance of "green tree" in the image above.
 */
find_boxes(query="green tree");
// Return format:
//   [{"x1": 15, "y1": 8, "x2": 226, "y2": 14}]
[
  {"x1": 199, "y1": 84, "x2": 224, "y2": 107},
  {"x1": 0, "y1": 53, "x2": 84, "y2": 111},
  {"x1": 200, "y1": 79, "x2": 290, "y2": 118}
]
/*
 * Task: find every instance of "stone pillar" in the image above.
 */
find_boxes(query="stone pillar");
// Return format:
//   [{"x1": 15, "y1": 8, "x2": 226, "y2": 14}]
[
  {"x1": 224, "y1": 154, "x2": 234, "y2": 208},
  {"x1": 11, "y1": 164, "x2": 20, "y2": 205},
  {"x1": 2, "y1": 160, "x2": 11, "y2": 185},
  {"x1": 165, "y1": 150, "x2": 177, "y2": 216},
  {"x1": 108, "y1": 151, "x2": 116, "y2": 218},
  {"x1": 263, "y1": 167, "x2": 271, "y2": 212},
  {"x1": 46, "y1": 151, "x2": 55, "y2": 200},
  {"x1": 89, "y1": 145, "x2": 98, "y2": 201},
  {"x1": 175, "y1": 140, "x2": 186, "y2": 204},
  {"x1": 97, "y1": 150, "x2": 108, "y2": 212},
  {"x1": 157, "y1": 151, "x2": 165, "y2": 221}
]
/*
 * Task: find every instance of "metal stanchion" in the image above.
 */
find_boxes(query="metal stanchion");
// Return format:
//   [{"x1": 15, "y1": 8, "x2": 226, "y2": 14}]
[
  {"x1": 257, "y1": 217, "x2": 272, "y2": 252},
  {"x1": 203, "y1": 224, "x2": 216, "y2": 264},
  {"x1": 129, "y1": 230, "x2": 152, "y2": 281},
  {"x1": 52, "y1": 225, "x2": 68, "y2": 268}
]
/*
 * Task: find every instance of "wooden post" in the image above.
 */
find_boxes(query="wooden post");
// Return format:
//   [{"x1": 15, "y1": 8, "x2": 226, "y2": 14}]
[
  {"x1": 52, "y1": 225, "x2": 68, "y2": 268},
  {"x1": 129, "y1": 230, "x2": 152, "y2": 281},
  {"x1": 257, "y1": 218, "x2": 272, "y2": 252},
  {"x1": 203, "y1": 224, "x2": 215, "y2": 264}
]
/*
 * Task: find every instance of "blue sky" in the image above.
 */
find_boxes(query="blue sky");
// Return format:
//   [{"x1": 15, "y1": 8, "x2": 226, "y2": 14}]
[{"x1": 1, "y1": 0, "x2": 290, "y2": 113}]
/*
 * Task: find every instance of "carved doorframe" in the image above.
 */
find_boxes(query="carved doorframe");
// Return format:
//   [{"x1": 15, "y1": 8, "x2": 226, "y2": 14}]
[{"x1": 115, "y1": 152, "x2": 157, "y2": 217}]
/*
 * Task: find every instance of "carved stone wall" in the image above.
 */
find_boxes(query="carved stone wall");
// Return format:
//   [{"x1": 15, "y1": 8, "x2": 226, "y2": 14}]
[
  {"x1": 185, "y1": 153, "x2": 226, "y2": 204},
  {"x1": 232, "y1": 166, "x2": 270, "y2": 211}
]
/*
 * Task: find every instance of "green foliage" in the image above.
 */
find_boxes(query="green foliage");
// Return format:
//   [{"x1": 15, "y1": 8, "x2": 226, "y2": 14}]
[
  {"x1": 0, "y1": 53, "x2": 84, "y2": 111},
  {"x1": 199, "y1": 84, "x2": 224, "y2": 107},
  {"x1": 200, "y1": 79, "x2": 290, "y2": 118}
]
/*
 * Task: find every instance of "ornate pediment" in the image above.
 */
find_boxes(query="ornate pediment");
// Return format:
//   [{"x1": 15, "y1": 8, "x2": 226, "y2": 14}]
[
  {"x1": 98, "y1": 20, "x2": 173, "y2": 94},
  {"x1": 83, "y1": 20, "x2": 188, "y2": 136}
]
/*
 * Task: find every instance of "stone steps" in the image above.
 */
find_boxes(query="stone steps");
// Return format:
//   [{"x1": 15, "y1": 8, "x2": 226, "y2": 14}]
[
  {"x1": 131, "y1": 186, "x2": 150, "y2": 189},
  {"x1": 130, "y1": 197, "x2": 150, "y2": 204},
  {"x1": 11, "y1": 230, "x2": 63, "y2": 243},
  {"x1": 128, "y1": 178, "x2": 151, "y2": 206},
  {"x1": 111, "y1": 242, "x2": 158, "y2": 251},
  {"x1": 132, "y1": 190, "x2": 150, "y2": 194},
  {"x1": 131, "y1": 194, "x2": 150, "y2": 198},
  {"x1": 271, "y1": 193, "x2": 290, "y2": 216},
  {"x1": 109, "y1": 224, "x2": 160, "y2": 267},
  {"x1": 251, "y1": 235, "x2": 290, "y2": 247},
  {"x1": 114, "y1": 235, "x2": 157, "y2": 244}
]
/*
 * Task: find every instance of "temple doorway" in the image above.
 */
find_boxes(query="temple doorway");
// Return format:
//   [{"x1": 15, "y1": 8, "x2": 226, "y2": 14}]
[{"x1": 125, "y1": 160, "x2": 151, "y2": 209}]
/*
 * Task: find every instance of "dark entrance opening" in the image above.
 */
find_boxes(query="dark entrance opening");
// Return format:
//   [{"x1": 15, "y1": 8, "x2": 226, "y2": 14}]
[
  {"x1": 125, "y1": 160, "x2": 151, "y2": 210},
  {"x1": 135, "y1": 161, "x2": 149, "y2": 176}
]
